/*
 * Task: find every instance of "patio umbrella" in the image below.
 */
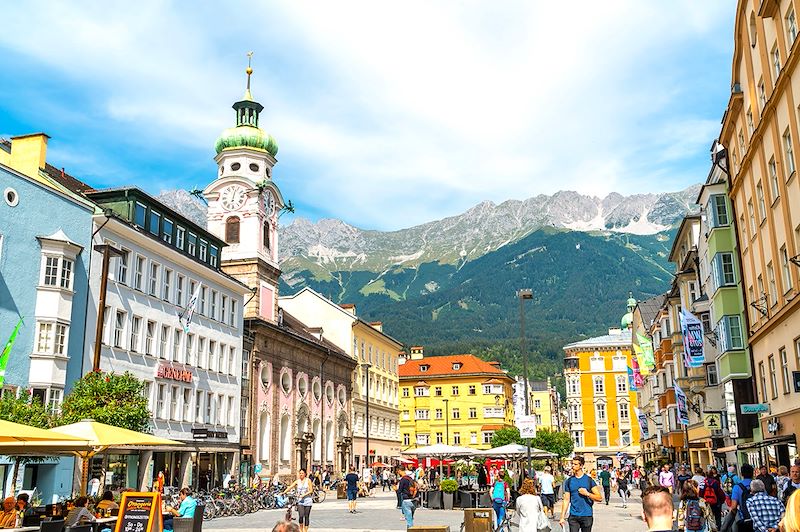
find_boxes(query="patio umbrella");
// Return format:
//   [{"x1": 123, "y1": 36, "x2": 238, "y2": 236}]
[
  {"x1": 46, "y1": 419, "x2": 183, "y2": 495},
  {"x1": 0, "y1": 419, "x2": 88, "y2": 444},
  {"x1": 477, "y1": 443, "x2": 557, "y2": 459},
  {"x1": 370, "y1": 461, "x2": 391, "y2": 468}
]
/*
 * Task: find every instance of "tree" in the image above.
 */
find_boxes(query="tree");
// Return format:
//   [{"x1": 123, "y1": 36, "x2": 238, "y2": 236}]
[
  {"x1": 0, "y1": 390, "x2": 54, "y2": 492},
  {"x1": 58, "y1": 371, "x2": 151, "y2": 432},
  {"x1": 491, "y1": 427, "x2": 522, "y2": 448},
  {"x1": 531, "y1": 428, "x2": 574, "y2": 458}
]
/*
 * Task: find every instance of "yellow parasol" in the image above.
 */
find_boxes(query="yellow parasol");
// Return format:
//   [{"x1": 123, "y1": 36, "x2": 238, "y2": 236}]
[{"x1": 0, "y1": 419, "x2": 88, "y2": 443}]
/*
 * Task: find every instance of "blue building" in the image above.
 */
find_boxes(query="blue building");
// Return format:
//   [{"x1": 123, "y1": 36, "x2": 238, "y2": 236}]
[{"x1": 0, "y1": 134, "x2": 95, "y2": 502}]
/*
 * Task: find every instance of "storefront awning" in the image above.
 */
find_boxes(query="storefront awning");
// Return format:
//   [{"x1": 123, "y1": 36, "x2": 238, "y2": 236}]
[{"x1": 736, "y1": 435, "x2": 796, "y2": 450}]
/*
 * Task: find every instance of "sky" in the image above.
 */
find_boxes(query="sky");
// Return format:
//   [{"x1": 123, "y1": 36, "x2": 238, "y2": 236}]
[{"x1": 0, "y1": 2, "x2": 735, "y2": 231}]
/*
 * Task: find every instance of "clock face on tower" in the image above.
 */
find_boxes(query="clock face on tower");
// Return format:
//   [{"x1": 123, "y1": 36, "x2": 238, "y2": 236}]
[
  {"x1": 264, "y1": 189, "x2": 277, "y2": 216},
  {"x1": 220, "y1": 185, "x2": 246, "y2": 211}
]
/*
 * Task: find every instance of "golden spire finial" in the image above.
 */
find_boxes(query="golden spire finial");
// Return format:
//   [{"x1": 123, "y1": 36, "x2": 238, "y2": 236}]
[{"x1": 245, "y1": 51, "x2": 254, "y2": 100}]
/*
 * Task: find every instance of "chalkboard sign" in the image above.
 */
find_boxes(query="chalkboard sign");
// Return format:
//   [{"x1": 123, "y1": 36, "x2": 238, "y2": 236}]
[{"x1": 114, "y1": 492, "x2": 163, "y2": 532}]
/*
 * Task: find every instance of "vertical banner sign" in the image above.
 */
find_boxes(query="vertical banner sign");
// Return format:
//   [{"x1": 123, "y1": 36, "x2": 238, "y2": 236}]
[
  {"x1": 634, "y1": 407, "x2": 649, "y2": 439},
  {"x1": 0, "y1": 317, "x2": 24, "y2": 387},
  {"x1": 679, "y1": 309, "x2": 704, "y2": 368},
  {"x1": 674, "y1": 382, "x2": 690, "y2": 425},
  {"x1": 635, "y1": 332, "x2": 655, "y2": 373},
  {"x1": 178, "y1": 283, "x2": 202, "y2": 333},
  {"x1": 630, "y1": 356, "x2": 645, "y2": 389},
  {"x1": 627, "y1": 366, "x2": 637, "y2": 391},
  {"x1": 114, "y1": 491, "x2": 163, "y2": 532}
]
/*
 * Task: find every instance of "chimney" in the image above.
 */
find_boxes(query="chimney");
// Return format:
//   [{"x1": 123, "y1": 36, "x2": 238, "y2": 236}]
[
  {"x1": 340, "y1": 303, "x2": 356, "y2": 315},
  {"x1": 398, "y1": 352, "x2": 407, "y2": 365},
  {"x1": 410, "y1": 346, "x2": 424, "y2": 360},
  {"x1": 369, "y1": 321, "x2": 383, "y2": 332},
  {"x1": 308, "y1": 327, "x2": 324, "y2": 341},
  {"x1": 7, "y1": 133, "x2": 50, "y2": 179},
  {"x1": 488, "y1": 361, "x2": 502, "y2": 369}
]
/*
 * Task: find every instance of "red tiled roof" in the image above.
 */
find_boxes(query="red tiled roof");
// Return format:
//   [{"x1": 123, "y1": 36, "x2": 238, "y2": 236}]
[
  {"x1": 399, "y1": 354, "x2": 510, "y2": 379},
  {"x1": 482, "y1": 378, "x2": 504, "y2": 385}
]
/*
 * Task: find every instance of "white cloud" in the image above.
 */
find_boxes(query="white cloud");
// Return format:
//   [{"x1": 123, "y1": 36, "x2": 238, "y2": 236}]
[{"x1": 0, "y1": 1, "x2": 733, "y2": 230}]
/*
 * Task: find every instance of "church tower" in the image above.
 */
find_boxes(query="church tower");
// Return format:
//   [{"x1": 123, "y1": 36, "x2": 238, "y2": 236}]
[{"x1": 205, "y1": 57, "x2": 284, "y2": 322}]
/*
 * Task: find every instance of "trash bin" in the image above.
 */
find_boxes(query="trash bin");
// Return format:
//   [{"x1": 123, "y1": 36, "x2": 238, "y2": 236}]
[
  {"x1": 337, "y1": 482, "x2": 347, "y2": 499},
  {"x1": 462, "y1": 508, "x2": 493, "y2": 532}
]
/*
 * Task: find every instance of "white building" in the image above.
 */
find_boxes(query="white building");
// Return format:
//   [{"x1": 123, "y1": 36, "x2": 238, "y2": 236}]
[{"x1": 81, "y1": 187, "x2": 251, "y2": 491}]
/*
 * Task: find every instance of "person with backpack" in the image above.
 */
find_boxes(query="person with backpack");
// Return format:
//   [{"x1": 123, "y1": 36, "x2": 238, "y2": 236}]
[
  {"x1": 730, "y1": 464, "x2": 755, "y2": 532},
  {"x1": 559, "y1": 456, "x2": 603, "y2": 532},
  {"x1": 491, "y1": 469, "x2": 510, "y2": 529},
  {"x1": 721, "y1": 465, "x2": 741, "y2": 501},
  {"x1": 702, "y1": 466, "x2": 726, "y2": 530},
  {"x1": 677, "y1": 480, "x2": 717, "y2": 532},
  {"x1": 745, "y1": 479, "x2": 785, "y2": 532},
  {"x1": 398, "y1": 468, "x2": 418, "y2": 528}
]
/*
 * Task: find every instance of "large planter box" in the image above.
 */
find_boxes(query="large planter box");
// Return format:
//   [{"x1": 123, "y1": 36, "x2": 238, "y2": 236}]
[
  {"x1": 427, "y1": 490, "x2": 443, "y2": 509},
  {"x1": 442, "y1": 491, "x2": 455, "y2": 510}
]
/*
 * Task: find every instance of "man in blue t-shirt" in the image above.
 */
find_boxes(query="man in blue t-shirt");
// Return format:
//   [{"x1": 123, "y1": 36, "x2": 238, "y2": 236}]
[
  {"x1": 730, "y1": 463, "x2": 754, "y2": 521},
  {"x1": 559, "y1": 456, "x2": 603, "y2": 532}
]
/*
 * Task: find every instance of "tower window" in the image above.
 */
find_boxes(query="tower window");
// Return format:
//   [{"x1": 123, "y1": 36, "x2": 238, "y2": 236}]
[
  {"x1": 231, "y1": 163, "x2": 241, "y2": 171},
  {"x1": 249, "y1": 163, "x2": 259, "y2": 172},
  {"x1": 226, "y1": 217, "x2": 240, "y2": 244},
  {"x1": 263, "y1": 221, "x2": 270, "y2": 251}
]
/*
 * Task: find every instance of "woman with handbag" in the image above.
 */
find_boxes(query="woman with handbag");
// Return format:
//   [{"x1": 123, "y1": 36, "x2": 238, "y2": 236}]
[{"x1": 516, "y1": 478, "x2": 550, "y2": 532}]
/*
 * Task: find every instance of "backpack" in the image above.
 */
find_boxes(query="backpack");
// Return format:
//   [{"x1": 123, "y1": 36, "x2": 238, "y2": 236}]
[
  {"x1": 736, "y1": 482, "x2": 753, "y2": 520},
  {"x1": 684, "y1": 499, "x2": 705, "y2": 531},
  {"x1": 703, "y1": 479, "x2": 719, "y2": 505},
  {"x1": 492, "y1": 480, "x2": 506, "y2": 503},
  {"x1": 407, "y1": 476, "x2": 418, "y2": 498},
  {"x1": 722, "y1": 474, "x2": 734, "y2": 495}
]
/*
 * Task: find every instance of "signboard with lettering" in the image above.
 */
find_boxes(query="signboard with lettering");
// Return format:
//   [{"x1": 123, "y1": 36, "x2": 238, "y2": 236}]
[
  {"x1": 516, "y1": 415, "x2": 537, "y2": 439},
  {"x1": 192, "y1": 428, "x2": 228, "y2": 440},
  {"x1": 156, "y1": 364, "x2": 193, "y2": 383},
  {"x1": 114, "y1": 492, "x2": 162, "y2": 532},
  {"x1": 740, "y1": 403, "x2": 770, "y2": 414}
]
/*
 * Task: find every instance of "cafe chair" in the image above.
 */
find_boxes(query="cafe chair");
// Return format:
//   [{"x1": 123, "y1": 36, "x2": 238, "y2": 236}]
[
  {"x1": 173, "y1": 517, "x2": 193, "y2": 532},
  {"x1": 191, "y1": 504, "x2": 205, "y2": 532},
  {"x1": 40, "y1": 520, "x2": 65, "y2": 532}
]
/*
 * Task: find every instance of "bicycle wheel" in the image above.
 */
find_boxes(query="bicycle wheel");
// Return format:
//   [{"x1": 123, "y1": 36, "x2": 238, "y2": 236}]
[{"x1": 314, "y1": 490, "x2": 327, "y2": 503}]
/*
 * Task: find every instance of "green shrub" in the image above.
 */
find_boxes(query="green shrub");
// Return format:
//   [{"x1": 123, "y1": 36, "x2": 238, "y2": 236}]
[{"x1": 440, "y1": 479, "x2": 459, "y2": 493}]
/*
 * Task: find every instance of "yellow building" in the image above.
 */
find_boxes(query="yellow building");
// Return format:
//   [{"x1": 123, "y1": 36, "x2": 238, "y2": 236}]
[
  {"x1": 720, "y1": 0, "x2": 800, "y2": 465},
  {"x1": 563, "y1": 306, "x2": 640, "y2": 469},
  {"x1": 399, "y1": 348, "x2": 515, "y2": 450}
]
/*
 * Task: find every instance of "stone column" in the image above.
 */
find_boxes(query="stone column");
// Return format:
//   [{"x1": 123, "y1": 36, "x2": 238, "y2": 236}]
[
  {"x1": 179, "y1": 452, "x2": 193, "y2": 489},
  {"x1": 138, "y1": 451, "x2": 154, "y2": 491}
]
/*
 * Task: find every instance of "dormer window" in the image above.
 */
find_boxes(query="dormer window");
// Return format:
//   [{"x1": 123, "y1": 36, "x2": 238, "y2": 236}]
[
  {"x1": 452, "y1": 362, "x2": 462, "y2": 370},
  {"x1": 420, "y1": 365, "x2": 429, "y2": 372}
]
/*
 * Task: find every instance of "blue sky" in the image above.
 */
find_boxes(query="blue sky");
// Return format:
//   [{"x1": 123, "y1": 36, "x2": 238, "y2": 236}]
[{"x1": 0, "y1": 2, "x2": 734, "y2": 231}]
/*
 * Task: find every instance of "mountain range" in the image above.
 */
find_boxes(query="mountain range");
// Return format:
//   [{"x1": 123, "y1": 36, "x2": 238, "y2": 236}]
[{"x1": 159, "y1": 185, "x2": 699, "y2": 381}]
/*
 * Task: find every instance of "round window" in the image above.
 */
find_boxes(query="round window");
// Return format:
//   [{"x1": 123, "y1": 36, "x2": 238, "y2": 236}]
[
  {"x1": 249, "y1": 163, "x2": 259, "y2": 172},
  {"x1": 281, "y1": 371, "x2": 292, "y2": 394},
  {"x1": 325, "y1": 384, "x2": 334, "y2": 403},
  {"x1": 312, "y1": 380, "x2": 322, "y2": 401},
  {"x1": 260, "y1": 365, "x2": 271, "y2": 389},
  {"x1": 4, "y1": 188, "x2": 19, "y2": 207},
  {"x1": 231, "y1": 162, "x2": 241, "y2": 171},
  {"x1": 337, "y1": 388, "x2": 346, "y2": 406},
  {"x1": 298, "y1": 377, "x2": 308, "y2": 397}
]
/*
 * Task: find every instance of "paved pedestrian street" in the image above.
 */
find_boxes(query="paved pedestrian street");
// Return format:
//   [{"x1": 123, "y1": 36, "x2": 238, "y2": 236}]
[{"x1": 203, "y1": 490, "x2": 651, "y2": 531}]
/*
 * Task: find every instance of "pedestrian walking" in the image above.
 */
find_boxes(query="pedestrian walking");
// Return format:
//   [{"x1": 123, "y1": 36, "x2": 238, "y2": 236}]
[
  {"x1": 659, "y1": 464, "x2": 675, "y2": 494},
  {"x1": 757, "y1": 465, "x2": 778, "y2": 498},
  {"x1": 616, "y1": 468, "x2": 630, "y2": 509},
  {"x1": 478, "y1": 463, "x2": 488, "y2": 490},
  {"x1": 539, "y1": 465, "x2": 556, "y2": 519},
  {"x1": 677, "y1": 480, "x2": 716, "y2": 532},
  {"x1": 641, "y1": 486, "x2": 675, "y2": 532},
  {"x1": 783, "y1": 465, "x2": 800, "y2": 505},
  {"x1": 702, "y1": 466, "x2": 726, "y2": 530},
  {"x1": 691, "y1": 467, "x2": 706, "y2": 489},
  {"x1": 677, "y1": 466, "x2": 692, "y2": 494},
  {"x1": 598, "y1": 466, "x2": 612, "y2": 505},
  {"x1": 398, "y1": 468, "x2": 418, "y2": 528},
  {"x1": 729, "y1": 464, "x2": 755, "y2": 531},
  {"x1": 491, "y1": 469, "x2": 510, "y2": 529},
  {"x1": 745, "y1": 479, "x2": 785, "y2": 532},
  {"x1": 382, "y1": 468, "x2": 390, "y2": 491},
  {"x1": 516, "y1": 478, "x2": 549, "y2": 532},
  {"x1": 559, "y1": 456, "x2": 602, "y2": 532},
  {"x1": 721, "y1": 465, "x2": 741, "y2": 500},
  {"x1": 344, "y1": 466, "x2": 360, "y2": 514},
  {"x1": 282, "y1": 468, "x2": 314, "y2": 532}
]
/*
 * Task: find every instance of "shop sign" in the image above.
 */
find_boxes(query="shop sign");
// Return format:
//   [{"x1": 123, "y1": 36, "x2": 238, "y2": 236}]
[
  {"x1": 767, "y1": 419, "x2": 781, "y2": 435},
  {"x1": 740, "y1": 403, "x2": 770, "y2": 414},
  {"x1": 596, "y1": 456, "x2": 613, "y2": 468},
  {"x1": 703, "y1": 413, "x2": 723, "y2": 431},
  {"x1": 156, "y1": 364, "x2": 193, "y2": 383},
  {"x1": 192, "y1": 428, "x2": 229, "y2": 440},
  {"x1": 114, "y1": 491, "x2": 163, "y2": 532}
]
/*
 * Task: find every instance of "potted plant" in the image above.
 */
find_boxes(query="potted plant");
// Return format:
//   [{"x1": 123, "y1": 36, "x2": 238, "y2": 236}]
[{"x1": 440, "y1": 479, "x2": 459, "y2": 510}]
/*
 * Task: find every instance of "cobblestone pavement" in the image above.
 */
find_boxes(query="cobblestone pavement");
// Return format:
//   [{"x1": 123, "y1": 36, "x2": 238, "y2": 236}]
[{"x1": 203, "y1": 489, "x2": 652, "y2": 531}]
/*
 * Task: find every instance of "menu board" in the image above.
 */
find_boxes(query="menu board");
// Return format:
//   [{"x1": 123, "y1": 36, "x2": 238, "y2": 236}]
[{"x1": 114, "y1": 492, "x2": 163, "y2": 532}]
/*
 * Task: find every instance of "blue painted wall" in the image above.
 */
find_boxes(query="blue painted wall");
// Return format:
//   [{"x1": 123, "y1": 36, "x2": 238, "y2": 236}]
[{"x1": 0, "y1": 164, "x2": 93, "y2": 501}]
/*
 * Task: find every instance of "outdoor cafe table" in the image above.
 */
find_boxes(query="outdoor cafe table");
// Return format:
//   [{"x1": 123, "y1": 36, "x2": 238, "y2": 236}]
[{"x1": 5, "y1": 516, "x2": 119, "y2": 532}]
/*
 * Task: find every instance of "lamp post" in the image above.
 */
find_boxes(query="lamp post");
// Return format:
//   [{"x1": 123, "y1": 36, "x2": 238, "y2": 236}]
[
  {"x1": 92, "y1": 243, "x2": 125, "y2": 373},
  {"x1": 361, "y1": 363, "x2": 372, "y2": 470},
  {"x1": 443, "y1": 398, "x2": 449, "y2": 445},
  {"x1": 517, "y1": 288, "x2": 533, "y2": 478}
]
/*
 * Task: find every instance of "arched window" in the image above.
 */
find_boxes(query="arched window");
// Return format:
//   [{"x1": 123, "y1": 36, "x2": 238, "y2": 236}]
[
  {"x1": 312, "y1": 419, "x2": 321, "y2": 461},
  {"x1": 259, "y1": 411, "x2": 270, "y2": 464},
  {"x1": 263, "y1": 221, "x2": 270, "y2": 250},
  {"x1": 325, "y1": 420, "x2": 334, "y2": 461},
  {"x1": 280, "y1": 414, "x2": 291, "y2": 462},
  {"x1": 225, "y1": 217, "x2": 240, "y2": 244}
]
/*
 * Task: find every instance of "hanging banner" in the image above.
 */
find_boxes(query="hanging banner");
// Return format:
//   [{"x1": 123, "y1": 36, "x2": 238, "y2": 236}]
[
  {"x1": 635, "y1": 332, "x2": 655, "y2": 372},
  {"x1": 627, "y1": 366, "x2": 637, "y2": 391},
  {"x1": 679, "y1": 309, "x2": 704, "y2": 368},
  {"x1": 630, "y1": 355, "x2": 645, "y2": 388},
  {"x1": 674, "y1": 382, "x2": 690, "y2": 425},
  {"x1": 0, "y1": 317, "x2": 24, "y2": 387},
  {"x1": 635, "y1": 407, "x2": 650, "y2": 439},
  {"x1": 178, "y1": 283, "x2": 202, "y2": 333}
]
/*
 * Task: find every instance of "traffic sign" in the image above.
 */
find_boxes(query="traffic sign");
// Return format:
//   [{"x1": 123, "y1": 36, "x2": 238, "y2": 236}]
[{"x1": 740, "y1": 403, "x2": 770, "y2": 414}]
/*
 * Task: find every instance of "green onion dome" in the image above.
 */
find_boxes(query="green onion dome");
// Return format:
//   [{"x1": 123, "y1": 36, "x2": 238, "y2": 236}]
[
  {"x1": 215, "y1": 125, "x2": 278, "y2": 157},
  {"x1": 621, "y1": 312, "x2": 633, "y2": 329}
]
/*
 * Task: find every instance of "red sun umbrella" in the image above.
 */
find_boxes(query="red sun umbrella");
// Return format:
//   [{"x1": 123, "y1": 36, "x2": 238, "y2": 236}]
[{"x1": 370, "y1": 461, "x2": 391, "y2": 468}]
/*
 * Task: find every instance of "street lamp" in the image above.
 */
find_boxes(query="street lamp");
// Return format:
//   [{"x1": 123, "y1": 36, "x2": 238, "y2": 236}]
[
  {"x1": 443, "y1": 398, "x2": 449, "y2": 445},
  {"x1": 361, "y1": 363, "x2": 372, "y2": 470},
  {"x1": 517, "y1": 288, "x2": 533, "y2": 477},
  {"x1": 92, "y1": 243, "x2": 125, "y2": 373}
]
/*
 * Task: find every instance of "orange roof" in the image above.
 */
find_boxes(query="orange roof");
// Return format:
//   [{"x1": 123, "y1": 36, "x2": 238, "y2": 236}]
[
  {"x1": 399, "y1": 354, "x2": 511, "y2": 379},
  {"x1": 482, "y1": 378, "x2": 504, "y2": 385},
  {"x1": 481, "y1": 425, "x2": 505, "y2": 431}
]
